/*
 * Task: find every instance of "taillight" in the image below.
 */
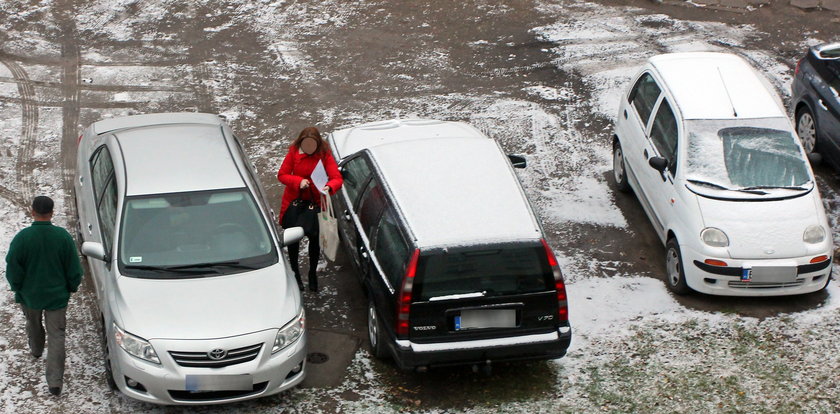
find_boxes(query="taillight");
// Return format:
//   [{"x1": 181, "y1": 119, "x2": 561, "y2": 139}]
[
  {"x1": 794, "y1": 57, "x2": 803, "y2": 76},
  {"x1": 396, "y1": 249, "x2": 420, "y2": 338},
  {"x1": 541, "y1": 239, "x2": 568, "y2": 322},
  {"x1": 77, "y1": 134, "x2": 83, "y2": 144}
]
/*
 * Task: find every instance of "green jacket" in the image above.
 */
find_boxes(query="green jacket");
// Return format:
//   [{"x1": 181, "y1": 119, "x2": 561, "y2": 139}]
[{"x1": 5, "y1": 221, "x2": 83, "y2": 310}]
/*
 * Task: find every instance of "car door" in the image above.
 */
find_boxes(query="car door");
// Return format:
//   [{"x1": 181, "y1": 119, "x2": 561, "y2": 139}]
[
  {"x1": 367, "y1": 207, "x2": 411, "y2": 340},
  {"x1": 643, "y1": 97, "x2": 681, "y2": 239},
  {"x1": 621, "y1": 71, "x2": 666, "y2": 232},
  {"x1": 816, "y1": 65, "x2": 840, "y2": 150},
  {"x1": 88, "y1": 144, "x2": 119, "y2": 306},
  {"x1": 336, "y1": 154, "x2": 374, "y2": 272}
]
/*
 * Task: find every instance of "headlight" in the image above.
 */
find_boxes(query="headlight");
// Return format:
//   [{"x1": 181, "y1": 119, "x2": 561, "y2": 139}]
[
  {"x1": 113, "y1": 323, "x2": 160, "y2": 364},
  {"x1": 273, "y1": 309, "x2": 305, "y2": 353},
  {"x1": 701, "y1": 227, "x2": 729, "y2": 247},
  {"x1": 804, "y1": 225, "x2": 826, "y2": 244}
]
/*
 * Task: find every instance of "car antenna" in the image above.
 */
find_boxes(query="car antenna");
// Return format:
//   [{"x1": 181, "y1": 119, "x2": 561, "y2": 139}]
[{"x1": 717, "y1": 67, "x2": 738, "y2": 117}]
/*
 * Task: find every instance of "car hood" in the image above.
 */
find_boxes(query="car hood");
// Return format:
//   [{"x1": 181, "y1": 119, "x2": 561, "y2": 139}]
[
  {"x1": 696, "y1": 193, "x2": 821, "y2": 259},
  {"x1": 113, "y1": 264, "x2": 299, "y2": 340}
]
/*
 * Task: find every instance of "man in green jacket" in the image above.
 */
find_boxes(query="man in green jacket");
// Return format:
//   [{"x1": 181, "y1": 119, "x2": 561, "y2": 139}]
[{"x1": 5, "y1": 196, "x2": 83, "y2": 396}]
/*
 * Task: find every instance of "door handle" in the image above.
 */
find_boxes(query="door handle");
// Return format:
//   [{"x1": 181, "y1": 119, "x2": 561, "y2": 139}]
[
  {"x1": 360, "y1": 247, "x2": 368, "y2": 259},
  {"x1": 643, "y1": 149, "x2": 648, "y2": 158},
  {"x1": 86, "y1": 223, "x2": 93, "y2": 235},
  {"x1": 623, "y1": 110, "x2": 628, "y2": 119},
  {"x1": 343, "y1": 210, "x2": 352, "y2": 221},
  {"x1": 78, "y1": 176, "x2": 84, "y2": 185},
  {"x1": 818, "y1": 99, "x2": 828, "y2": 111}
]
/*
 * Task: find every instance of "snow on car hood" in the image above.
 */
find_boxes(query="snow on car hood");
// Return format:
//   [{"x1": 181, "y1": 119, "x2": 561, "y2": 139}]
[
  {"x1": 696, "y1": 193, "x2": 820, "y2": 259},
  {"x1": 113, "y1": 264, "x2": 299, "y2": 340}
]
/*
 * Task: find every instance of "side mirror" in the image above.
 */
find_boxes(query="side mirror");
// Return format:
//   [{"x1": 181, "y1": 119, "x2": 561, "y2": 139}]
[
  {"x1": 648, "y1": 156, "x2": 669, "y2": 181},
  {"x1": 507, "y1": 154, "x2": 527, "y2": 169},
  {"x1": 81, "y1": 241, "x2": 108, "y2": 262},
  {"x1": 282, "y1": 227, "x2": 305, "y2": 247},
  {"x1": 807, "y1": 152, "x2": 823, "y2": 165}
]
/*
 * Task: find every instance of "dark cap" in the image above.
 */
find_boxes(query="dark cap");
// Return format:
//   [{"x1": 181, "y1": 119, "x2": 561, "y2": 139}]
[{"x1": 32, "y1": 196, "x2": 54, "y2": 215}]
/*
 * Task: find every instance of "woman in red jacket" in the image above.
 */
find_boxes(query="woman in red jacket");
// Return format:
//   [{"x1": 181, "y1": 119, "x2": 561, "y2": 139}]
[{"x1": 278, "y1": 127, "x2": 343, "y2": 292}]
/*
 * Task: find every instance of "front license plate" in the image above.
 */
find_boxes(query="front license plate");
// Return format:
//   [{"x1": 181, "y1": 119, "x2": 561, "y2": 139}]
[
  {"x1": 749, "y1": 266, "x2": 797, "y2": 283},
  {"x1": 457, "y1": 309, "x2": 516, "y2": 330},
  {"x1": 185, "y1": 374, "x2": 253, "y2": 392}
]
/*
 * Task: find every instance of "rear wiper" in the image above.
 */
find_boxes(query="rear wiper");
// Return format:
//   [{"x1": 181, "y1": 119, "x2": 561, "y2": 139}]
[{"x1": 429, "y1": 291, "x2": 486, "y2": 301}]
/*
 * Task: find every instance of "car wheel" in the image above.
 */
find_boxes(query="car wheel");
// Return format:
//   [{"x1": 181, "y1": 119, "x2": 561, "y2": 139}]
[
  {"x1": 101, "y1": 318, "x2": 118, "y2": 391},
  {"x1": 796, "y1": 107, "x2": 819, "y2": 155},
  {"x1": 665, "y1": 238, "x2": 691, "y2": 295},
  {"x1": 613, "y1": 140, "x2": 631, "y2": 193},
  {"x1": 367, "y1": 300, "x2": 388, "y2": 359}
]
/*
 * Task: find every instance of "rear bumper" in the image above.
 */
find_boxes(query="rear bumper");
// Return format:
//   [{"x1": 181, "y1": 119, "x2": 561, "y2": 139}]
[{"x1": 387, "y1": 327, "x2": 572, "y2": 370}]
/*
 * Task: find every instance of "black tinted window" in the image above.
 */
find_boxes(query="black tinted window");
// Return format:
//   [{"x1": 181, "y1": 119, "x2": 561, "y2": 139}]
[
  {"x1": 414, "y1": 244, "x2": 553, "y2": 301},
  {"x1": 358, "y1": 178, "x2": 385, "y2": 237},
  {"x1": 629, "y1": 73, "x2": 661, "y2": 127},
  {"x1": 342, "y1": 156, "x2": 372, "y2": 204},
  {"x1": 372, "y1": 209, "x2": 410, "y2": 288},
  {"x1": 649, "y1": 99, "x2": 678, "y2": 174}
]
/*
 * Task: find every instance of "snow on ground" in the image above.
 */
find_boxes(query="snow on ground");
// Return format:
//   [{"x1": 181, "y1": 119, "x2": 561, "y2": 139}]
[{"x1": 1, "y1": 0, "x2": 840, "y2": 412}]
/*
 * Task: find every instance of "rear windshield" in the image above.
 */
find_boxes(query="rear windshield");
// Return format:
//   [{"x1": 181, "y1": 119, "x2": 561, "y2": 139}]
[{"x1": 414, "y1": 244, "x2": 554, "y2": 301}]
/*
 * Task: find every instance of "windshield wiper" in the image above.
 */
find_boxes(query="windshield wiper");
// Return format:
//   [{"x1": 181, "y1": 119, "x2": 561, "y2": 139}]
[
  {"x1": 123, "y1": 265, "x2": 212, "y2": 274},
  {"x1": 740, "y1": 185, "x2": 808, "y2": 191},
  {"x1": 165, "y1": 260, "x2": 258, "y2": 271},
  {"x1": 687, "y1": 179, "x2": 767, "y2": 195},
  {"x1": 687, "y1": 179, "x2": 729, "y2": 190}
]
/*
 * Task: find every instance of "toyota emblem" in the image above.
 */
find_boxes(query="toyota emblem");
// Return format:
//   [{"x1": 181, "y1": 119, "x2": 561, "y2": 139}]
[{"x1": 207, "y1": 348, "x2": 228, "y2": 360}]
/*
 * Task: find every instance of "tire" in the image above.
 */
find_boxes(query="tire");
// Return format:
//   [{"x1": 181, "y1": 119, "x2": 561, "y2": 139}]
[
  {"x1": 613, "y1": 140, "x2": 631, "y2": 193},
  {"x1": 367, "y1": 300, "x2": 388, "y2": 359},
  {"x1": 101, "y1": 318, "x2": 118, "y2": 391},
  {"x1": 665, "y1": 238, "x2": 691, "y2": 295},
  {"x1": 796, "y1": 106, "x2": 819, "y2": 155}
]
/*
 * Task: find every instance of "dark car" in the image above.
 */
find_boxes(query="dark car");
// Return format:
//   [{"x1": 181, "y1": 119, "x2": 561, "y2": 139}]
[
  {"x1": 326, "y1": 119, "x2": 572, "y2": 372},
  {"x1": 792, "y1": 42, "x2": 840, "y2": 170}
]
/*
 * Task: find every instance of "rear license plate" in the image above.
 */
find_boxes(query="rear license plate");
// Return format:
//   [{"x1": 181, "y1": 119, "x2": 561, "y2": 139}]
[
  {"x1": 747, "y1": 266, "x2": 797, "y2": 283},
  {"x1": 185, "y1": 374, "x2": 253, "y2": 392},
  {"x1": 455, "y1": 309, "x2": 516, "y2": 330}
]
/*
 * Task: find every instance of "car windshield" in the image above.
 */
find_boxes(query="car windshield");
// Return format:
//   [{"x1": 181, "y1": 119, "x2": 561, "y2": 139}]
[
  {"x1": 414, "y1": 243, "x2": 554, "y2": 301},
  {"x1": 685, "y1": 118, "x2": 812, "y2": 195},
  {"x1": 119, "y1": 189, "x2": 276, "y2": 278}
]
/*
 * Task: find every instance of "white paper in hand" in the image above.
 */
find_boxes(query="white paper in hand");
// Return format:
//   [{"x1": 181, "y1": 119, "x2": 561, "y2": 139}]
[{"x1": 311, "y1": 160, "x2": 329, "y2": 195}]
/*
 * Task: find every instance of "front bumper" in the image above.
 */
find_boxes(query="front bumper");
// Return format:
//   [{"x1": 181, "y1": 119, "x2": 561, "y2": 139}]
[
  {"x1": 387, "y1": 327, "x2": 572, "y2": 371},
  {"x1": 682, "y1": 245, "x2": 832, "y2": 296},
  {"x1": 111, "y1": 329, "x2": 307, "y2": 405}
]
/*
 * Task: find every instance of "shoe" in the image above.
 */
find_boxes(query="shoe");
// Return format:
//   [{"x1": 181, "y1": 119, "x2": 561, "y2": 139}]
[
  {"x1": 49, "y1": 386, "x2": 61, "y2": 396},
  {"x1": 31, "y1": 352, "x2": 42, "y2": 358},
  {"x1": 309, "y1": 283, "x2": 318, "y2": 292}
]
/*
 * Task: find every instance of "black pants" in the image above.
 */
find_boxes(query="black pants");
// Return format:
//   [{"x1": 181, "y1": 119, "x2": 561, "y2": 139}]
[{"x1": 287, "y1": 235, "x2": 320, "y2": 290}]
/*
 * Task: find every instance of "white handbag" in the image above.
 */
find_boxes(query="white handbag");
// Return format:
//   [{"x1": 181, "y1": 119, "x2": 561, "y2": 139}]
[{"x1": 319, "y1": 192, "x2": 340, "y2": 262}]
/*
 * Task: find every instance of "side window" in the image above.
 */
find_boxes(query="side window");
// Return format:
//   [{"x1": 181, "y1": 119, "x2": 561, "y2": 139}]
[
  {"x1": 371, "y1": 209, "x2": 410, "y2": 288},
  {"x1": 628, "y1": 73, "x2": 662, "y2": 127},
  {"x1": 90, "y1": 146, "x2": 114, "y2": 202},
  {"x1": 90, "y1": 145, "x2": 118, "y2": 251},
  {"x1": 341, "y1": 156, "x2": 372, "y2": 204},
  {"x1": 97, "y1": 179, "x2": 118, "y2": 252},
  {"x1": 649, "y1": 99, "x2": 679, "y2": 175},
  {"x1": 358, "y1": 178, "x2": 386, "y2": 237}
]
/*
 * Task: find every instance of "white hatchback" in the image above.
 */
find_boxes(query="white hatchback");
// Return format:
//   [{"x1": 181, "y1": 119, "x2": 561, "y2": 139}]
[{"x1": 613, "y1": 52, "x2": 833, "y2": 296}]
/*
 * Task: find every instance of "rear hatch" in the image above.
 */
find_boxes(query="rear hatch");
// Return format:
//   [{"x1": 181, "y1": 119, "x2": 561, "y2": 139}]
[{"x1": 408, "y1": 242, "x2": 562, "y2": 343}]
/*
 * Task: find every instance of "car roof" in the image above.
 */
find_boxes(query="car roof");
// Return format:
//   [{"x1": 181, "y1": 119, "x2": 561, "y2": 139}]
[
  {"x1": 648, "y1": 52, "x2": 785, "y2": 120},
  {"x1": 347, "y1": 120, "x2": 542, "y2": 248},
  {"x1": 114, "y1": 123, "x2": 245, "y2": 196}
]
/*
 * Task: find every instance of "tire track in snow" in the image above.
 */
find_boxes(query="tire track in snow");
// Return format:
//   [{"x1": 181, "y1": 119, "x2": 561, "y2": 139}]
[
  {"x1": 57, "y1": 10, "x2": 82, "y2": 217},
  {"x1": 0, "y1": 54, "x2": 38, "y2": 210}
]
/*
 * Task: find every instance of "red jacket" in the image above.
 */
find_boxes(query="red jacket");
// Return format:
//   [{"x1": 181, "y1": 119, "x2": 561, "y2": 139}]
[{"x1": 277, "y1": 145, "x2": 343, "y2": 223}]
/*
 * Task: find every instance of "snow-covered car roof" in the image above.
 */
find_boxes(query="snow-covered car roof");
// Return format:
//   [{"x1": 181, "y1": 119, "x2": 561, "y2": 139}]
[
  {"x1": 334, "y1": 119, "x2": 543, "y2": 248},
  {"x1": 649, "y1": 52, "x2": 786, "y2": 120},
  {"x1": 113, "y1": 123, "x2": 245, "y2": 196}
]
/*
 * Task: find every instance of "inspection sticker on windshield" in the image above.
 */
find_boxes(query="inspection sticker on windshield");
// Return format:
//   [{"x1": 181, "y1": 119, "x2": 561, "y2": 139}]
[{"x1": 129, "y1": 256, "x2": 143, "y2": 263}]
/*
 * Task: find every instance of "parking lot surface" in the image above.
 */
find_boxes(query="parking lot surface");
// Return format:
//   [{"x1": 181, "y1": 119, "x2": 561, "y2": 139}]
[{"x1": 0, "y1": 0, "x2": 839, "y2": 412}]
